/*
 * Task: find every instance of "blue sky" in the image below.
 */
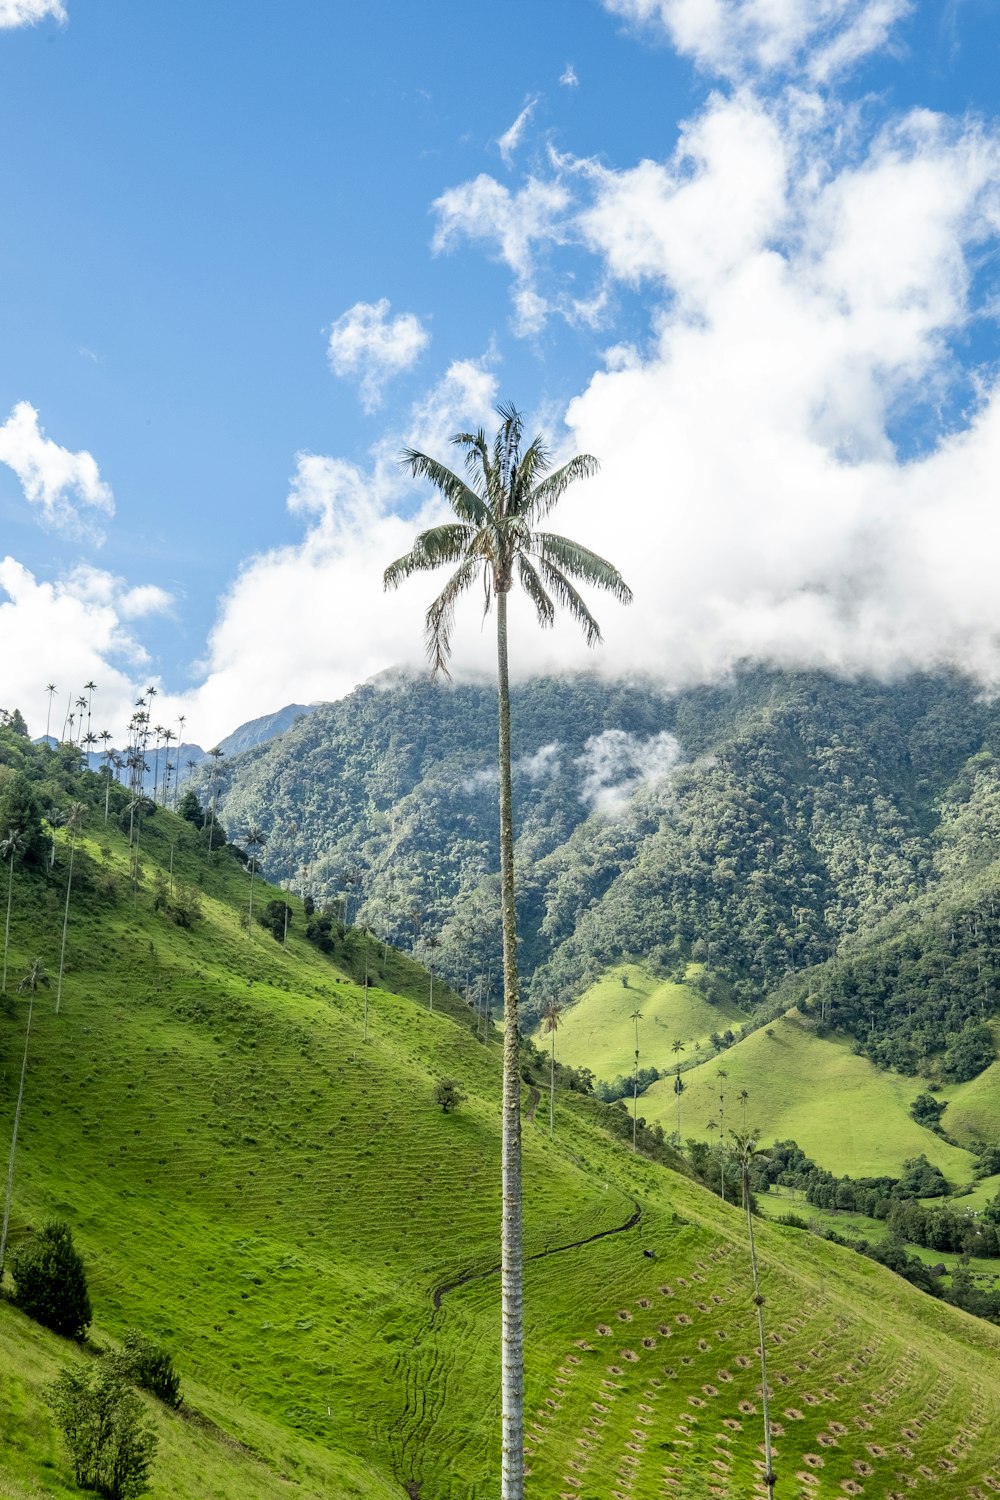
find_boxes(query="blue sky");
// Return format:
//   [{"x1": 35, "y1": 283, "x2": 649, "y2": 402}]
[{"x1": 2, "y1": 0, "x2": 1000, "y2": 743}]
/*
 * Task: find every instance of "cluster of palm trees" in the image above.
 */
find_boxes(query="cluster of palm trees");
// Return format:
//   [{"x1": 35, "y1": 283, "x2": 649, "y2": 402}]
[{"x1": 385, "y1": 402, "x2": 632, "y2": 1500}]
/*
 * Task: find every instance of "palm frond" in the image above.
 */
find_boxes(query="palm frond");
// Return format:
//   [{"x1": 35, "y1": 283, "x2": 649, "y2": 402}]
[
  {"x1": 383, "y1": 524, "x2": 475, "y2": 591},
  {"x1": 536, "y1": 558, "x2": 602, "y2": 646},
  {"x1": 535, "y1": 532, "x2": 633, "y2": 604},
  {"x1": 516, "y1": 556, "x2": 555, "y2": 630},
  {"x1": 521, "y1": 454, "x2": 600, "y2": 524},
  {"x1": 400, "y1": 449, "x2": 487, "y2": 524},
  {"x1": 424, "y1": 556, "x2": 482, "y2": 676},
  {"x1": 494, "y1": 402, "x2": 524, "y2": 504},
  {"x1": 509, "y1": 433, "x2": 552, "y2": 516},
  {"x1": 452, "y1": 430, "x2": 493, "y2": 502}
]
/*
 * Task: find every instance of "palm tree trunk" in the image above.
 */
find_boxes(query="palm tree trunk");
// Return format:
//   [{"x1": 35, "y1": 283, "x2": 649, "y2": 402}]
[
  {"x1": 248, "y1": 861, "x2": 256, "y2": 937},
  {"x1": 55, "y1": 838, "x2": 75, "y2": 1014},
  {"x1": 496, "y1": 590, "x2": 524, "y2": 1500},
  {"x1": 0, "y1": 992, "x2": 33, "y2": 1279},
  {"x1": 2, "y1": 852, "x2": 13, "y2": 994},
  {"x1": 743, "y1": 1161, "x2": 776, "y2": 1500},
  {"x1": 549, "y1": 1030, "x2": 555, "y2": 1138}
]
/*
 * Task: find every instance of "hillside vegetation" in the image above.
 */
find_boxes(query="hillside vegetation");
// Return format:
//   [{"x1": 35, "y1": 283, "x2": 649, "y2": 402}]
[{"x1": 5, "y1": 717, "x2": 1000, "y2": 1498}]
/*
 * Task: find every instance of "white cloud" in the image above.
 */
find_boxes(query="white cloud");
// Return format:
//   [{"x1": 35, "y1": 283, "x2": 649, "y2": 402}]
[
  {"x1": 602, "y1": 0, "x2": 910, "y2": 82},
  {"x1": 327, "y1": 299, "x2": 430, "y2": 412},
  {"x1": 0, "y1": 402, "x2": 114, "y2": 537},
  {"x1": 432, "y1": 175, "x2": 571, "y2": 335},
  {"x1": 0, "y1": 558, "x2": 169, "y2": 738},
  {"x1": 0, "y1": 0, "x2": 65, "y2": 27},
  {"x1": 576, "y1": 730, "x2": 683, "y2": 814},
  {"x1": 517, "y1": 742, "x2": 562, "y2": 780},
  {"x1": 560, "y1": 63, "x2": 580, "y2": 87},
  {"x1": 498, "y1": 96, "x2": 540, "y2": 165}
]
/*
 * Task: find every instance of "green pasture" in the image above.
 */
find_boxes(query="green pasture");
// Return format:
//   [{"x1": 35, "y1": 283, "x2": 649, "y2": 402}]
[
  {"x1": 544, "y1": 963, "x2": 744, "y2": 1081},
  {"x1": 640, "y1": 1008, "x2": 980, "y2": 1182},
  {"x1": 3, "y1": 793, "x2": 1000, "y2": 1495}
]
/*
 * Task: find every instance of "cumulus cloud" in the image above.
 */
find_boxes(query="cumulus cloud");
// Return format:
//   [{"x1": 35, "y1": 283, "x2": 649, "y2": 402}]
[
  {"x1": 601, "y1": 0, "x2": 910, "y2": 83},
  {"x1": 0, "y1": 558, "x2": 171, "y2": 737},
  {"x1": 432, "y1": 175, "x2": 571, "y2": 335},
  {"x1": 0, "y1": 0, "x2": 65, "y2": 27},
  {"x1": 327, "y1": 299, "x2": 430, "y2": 412},
  {"x1": 576, "y1": 729, "x2": 683, "y2": 813},
  {"x1": 0, "y1": 402, "x2": 114, "y2": 537},
  {"x1": 498, "y1": 96, "x2": 540, "y2": 165}
]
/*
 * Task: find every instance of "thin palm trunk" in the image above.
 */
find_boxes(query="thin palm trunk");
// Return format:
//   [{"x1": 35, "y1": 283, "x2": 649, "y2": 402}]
[
  {"x1": 247, "y1": 859, "x2": 257, "y2": 936},
  {"x1": 742, "y1": 1158, "x2": 776, "y2": 1500},
  {"x1": 497, "y1": 591, "x2": 524, "y2": 1500},
  {"x1": 549, "y1": 1029, "x2": 555, "y2": 1138},
  {"x1": 55, "y1": 837, "x2": 75, "y2": 1014},
  {"x1": 0, "y1": 990, "x2": 33, "y2": 1279},
  {"x1": 2, "y1": 850, "x2": 13, "y2": 994}
]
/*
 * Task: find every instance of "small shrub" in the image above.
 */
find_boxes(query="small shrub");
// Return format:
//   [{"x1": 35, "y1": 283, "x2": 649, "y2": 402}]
[
  {"x1": 434, "y1": 1079, "x2": 466, "y2": 1113},
  {"x1": 10, "y1": 1221, "x2": 91, "y2": 1340},
  {"x1": 47, "y1": 1363, "x2": 157, "y2": 1499},
  {"x1": 114, "y1": 1330, "x2": 181, "y2": 1408}
]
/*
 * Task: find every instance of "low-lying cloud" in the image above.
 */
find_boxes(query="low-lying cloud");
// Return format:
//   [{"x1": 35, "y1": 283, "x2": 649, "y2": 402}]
[{"x1": 576, "y1": 729, "x2": 683, "y2": 814}]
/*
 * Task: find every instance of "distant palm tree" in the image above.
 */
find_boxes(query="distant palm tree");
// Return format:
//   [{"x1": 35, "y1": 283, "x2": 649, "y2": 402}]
[
  {"x1": 46, "y1": 807, "x2": 65, "y2": 869},
  {"x1": 1, "y1": 960, "x2": 50, "y2": 1278},
  {"x1": 74, "y1": 695, "x2": 88, "y2": 743},
  {"x1": 242, "y1": 825, "x2": 266, "y2": 935},
  {"x1": 1, "y1": 827, "x2": 26, "y2": 994},
  {"x1": 739, "y1": 1088, "x2": 750, "y2": 1129},
  {"x1": 44, "y1": 683, "x2": 57, "y2": 742},
  {"x1": 385, "y1": 402, "x2": 631, "y2": 1499},
  {"x1": 55, "y1": 803, "x2": 87, "y2": 1013},
  {"x1": 83, "y1": 680, "x2": 97, "y2": 743},
  {"x1": 717, "y1": 1069, "x2": 729, "y2": 1202},
  {"x1": 731, "y1": 1131, "x2": 776, "y2": 1500},
  {"x1": 206, "y1": 747, "x2": 225, "y2": 847},
  {"x1": 673, "y1": 1068, "x2": 685, "y2": 1140},
  {"x1": 630, "y1": 1008, "x2": 643, "y2": 1150},
  {"x1": 542, "y1": 999, "x2": 563, "y2": 1138}
]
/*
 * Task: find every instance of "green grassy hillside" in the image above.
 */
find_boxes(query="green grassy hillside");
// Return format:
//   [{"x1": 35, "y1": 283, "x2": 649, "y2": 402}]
[
  {"x1": 3, "y1": 744, "x2": 1000, "y2": 1497},
  {"x1": 539, "y1": 963, "x2": 744, "y2": 1081},
  {"x1": 940, "y1": 1023, "x2": 1000, "y2": 1145},
  {"x1": 640, "y1": 1009, "x2": 980, "y2": 1182}
]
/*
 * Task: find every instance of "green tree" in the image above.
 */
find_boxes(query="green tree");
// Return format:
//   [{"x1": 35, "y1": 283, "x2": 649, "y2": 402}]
[
  {"x1": 434, "y1": 1078, "x2": 466, "y2": 1113},
  {"x1": 0, "y1": 959, "x2": 49, "y2": 1278},
  {"x1": 47, "y1": 1361, "x2": 157, "y2": 1498},
  {"x1": 1, "y1": 825, "x2": 26, "y2": 994},
  {"x1": 10, "y1": 1219, "x2": 91, "y2": 1340},
  {"x1": 384, "y1": 402, "x2": 631, "y2": 1499}
]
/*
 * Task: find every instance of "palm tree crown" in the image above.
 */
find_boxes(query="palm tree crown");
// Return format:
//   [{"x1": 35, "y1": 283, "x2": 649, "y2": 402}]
[{"x1": 384, "y1": 402, "x2": 632, "y2": 672}]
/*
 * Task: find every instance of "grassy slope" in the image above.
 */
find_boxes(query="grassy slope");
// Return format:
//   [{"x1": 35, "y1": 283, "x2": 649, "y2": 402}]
[
  {"x1": 3, "y1": 802, "x2": 1000, "y2": 1497},
  {"x1": 641, "y1": 1008, "x2": 980, "y2": 1182},
  {"x1": 939, "y1": 1022, "x2": 1000, "y2": 1145},
  {"x1": 543, "y1": 963, "x2": 745, "y2": 1081}
]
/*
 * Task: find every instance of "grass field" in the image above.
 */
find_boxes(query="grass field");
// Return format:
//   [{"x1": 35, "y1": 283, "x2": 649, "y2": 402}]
[
  {"x1": 638, "y1": 1007, "x2": 981, "y2": 1182},
  {"x1": 543, "y1": 963, "x2": 745, "y2": 1082},
  {"x1": 939, "y1": 1024, "x2": 1000, "y2": 1145},
  {"x1": 3, "y1": 780, "x2": 1000, "y2": 1496}
]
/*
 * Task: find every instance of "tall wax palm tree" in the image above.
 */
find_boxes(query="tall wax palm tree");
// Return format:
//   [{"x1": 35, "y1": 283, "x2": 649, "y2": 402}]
[
  {"x1": 673, "y1": 1069, "x2": 685, "y2": 1140},
  {"x1": 83, "y1": 680, "x2": 97, "y2": 743},
  {"x1": 1, "y1": 827, "x2": 26, "y2": 994},
  {"x1": 56, "y1": 802, "x2": 86, "y2": 1014},
  {"x1": 630, "y1": 1007, "x2": 644, "y2": 1150},
  {"x1": 717, "y1": 1068, "x2": 728, "y2": 1202},
  {"x1": 206, "y1": 747, "x2": 225, "y2": 847},
  {"x1": 384, "y1": 403, "x2": 631, "y2": 1500},
  {"x1": 44, "y1": 683, "x2": 57, "y2": 742},
  {"x1": 74, "y1": 695, "x2": 88, "y2": 743},
  {"x1": 243, "y1": 826, "x2": 266, "y2": 935},
  {"x1": 739, "y1": 1087, "x2": 750, "y2": 1130},
  {"x1": 0, "y1": 959, "x2": 50, "y2": 1279},
  {"x1": 542, "y1": 999, "x2": 562, "y2": 1139},
  {"x1": 731, "y1": 1131, "x2": 776, "y2": 1500}
]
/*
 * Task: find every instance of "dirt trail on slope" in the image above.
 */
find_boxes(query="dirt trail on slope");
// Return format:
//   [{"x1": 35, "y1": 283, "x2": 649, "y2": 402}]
[{"x1": 432, "y1": 1197, "x2": 642, "y2": 1310}]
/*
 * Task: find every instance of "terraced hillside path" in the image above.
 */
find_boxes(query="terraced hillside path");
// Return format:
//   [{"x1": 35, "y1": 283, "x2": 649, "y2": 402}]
[{"x1": 433, "y1": 1196, "x2": 642, "y2": 1309}]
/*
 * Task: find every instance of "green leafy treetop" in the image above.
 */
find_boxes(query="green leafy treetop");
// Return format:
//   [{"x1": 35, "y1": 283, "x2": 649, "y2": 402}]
[{"x1": 10, "y1": 1220, "x2": 92, "y2": 1340}]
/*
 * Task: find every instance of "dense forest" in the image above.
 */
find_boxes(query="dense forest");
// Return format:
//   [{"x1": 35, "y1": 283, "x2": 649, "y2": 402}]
[{"x1": 206, "y1": 668, "x2": 1000, "y2": 1075}]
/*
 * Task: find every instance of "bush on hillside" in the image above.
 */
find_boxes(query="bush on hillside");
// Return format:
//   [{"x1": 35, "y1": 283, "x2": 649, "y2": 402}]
[
  {"x1": 909, "y1": 1092, "x2": 946, "y2": 1131},
  {"x1": 114, "y1": 1330, "x2": 181, "y2": 1408},
  {"x1": 434, "y1": 1079, "x2": 466, "y2": 1113},
  {"x1": 10, "y1": 1221, "x2": 92, "y2": 1340},
  {"x1": 259, "y1": 899, "x2": 293, "y2": 942},
  {"x1": 47, "y1": 1363, "x2": 157, "y2": 1499}
]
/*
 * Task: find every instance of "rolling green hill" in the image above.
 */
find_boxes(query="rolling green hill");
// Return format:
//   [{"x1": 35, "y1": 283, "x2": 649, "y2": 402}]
[
  {"x1": 538, "y1": 963, "x2": 744, "y2": 1081},
  {"x1": 4, "y1": 725, "x2": 1000, "y2": 1498}
]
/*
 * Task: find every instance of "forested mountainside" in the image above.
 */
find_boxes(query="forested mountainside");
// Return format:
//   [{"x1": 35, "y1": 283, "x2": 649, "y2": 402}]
[{"x1": 210, "y1": 669, "x2": 1000, "y2": 1054}]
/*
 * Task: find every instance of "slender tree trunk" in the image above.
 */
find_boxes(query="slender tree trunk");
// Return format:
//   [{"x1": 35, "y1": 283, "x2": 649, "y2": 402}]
[
  {"x1": 743, "y1": 1161, "x2": 776, "y2": 1500},
  {"x1": 429, "y1": 970, "x2": 434, "y2": 1013},
  {"x1": 248, "y1": 861, "x2": 256, "y2": 937},
  {"x1": 549, "y1": 1030, "x2": 555, "y2": 1138},
  {"x1": 496, "y1": 591, "x2": 524, "y2": 1500},
  {"x1": 56, "y1": 839, "x2": 75, "y2": 1014},
  {"x1": 2, "y1": 852, "x2": 13, "y2": 994},
  {"x1": 0, "y1": 992, "x2": 33, "y2": 1279},
  {"x1": 363, "y1": 949, "x2": 370, "y2": 1043},
  {"x1": 103, "y1": 770, "x2": 111, "y2": 825}
]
